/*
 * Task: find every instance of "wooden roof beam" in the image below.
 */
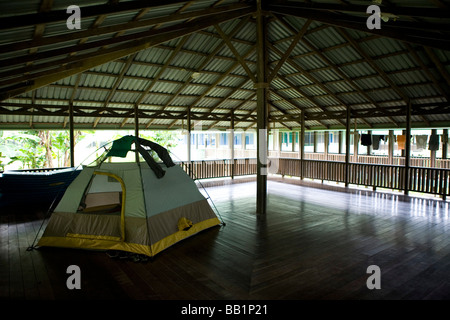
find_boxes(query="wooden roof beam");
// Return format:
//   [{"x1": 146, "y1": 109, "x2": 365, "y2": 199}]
[
  {"x1": 144, "y1": 14, "x2": 252, "y2": 128},
  {"x1": 268, "y1": 4, "x2": 450, "y2": 51},
  {"x1": 135, "y1": 35, "x2": 190, "y2": 107},
  {"x1": 0, "y1": 7, "x2": 253, "y2": 101},
  {"x1": 338, "y1": 28, "x2": 411, "y2": 106},
  {"x1": 215, "y1": 18, "x2": 256, "y2": 83},
  {"x1": 0, "y1": 3, "x2": 252, "y2": 55},
  {"x1": 267, "y1": 1, "x2": 450, "y2": 21},
  {"x1": 268, "y1": 42, "x2": 349, "y2": 127},
  {"x1": 0, "y1": 8, "x2": 253, "y2": 69},
  {"x1": 267, "y1": 19, "x2": 312, "y2": 83},
  {"x1": 0, "y1": 0, "x2": 192, "y2": 31},
  {"x1": 166, "y1": 45, "x2": 256, "y2": 129},
  {"x1": 424, "y1": 46, "x2": 450, "y2": 91},
  {"x1": 204, "y1": 79, "x2": 253, "y2": 130},
  {"x1": 274, "y1": 14, "x2": 397, "y2": 128}
]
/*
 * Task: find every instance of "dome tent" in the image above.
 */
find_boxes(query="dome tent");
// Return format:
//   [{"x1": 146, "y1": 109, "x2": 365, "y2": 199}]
[{"x1": 36, "y1": 135, "x2": 222, "y2": 258}]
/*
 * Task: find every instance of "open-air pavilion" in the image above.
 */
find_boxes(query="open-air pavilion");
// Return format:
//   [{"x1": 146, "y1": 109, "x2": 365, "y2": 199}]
[{"x1": 1, "y1": 0, "x2": 450, "y2": 302}]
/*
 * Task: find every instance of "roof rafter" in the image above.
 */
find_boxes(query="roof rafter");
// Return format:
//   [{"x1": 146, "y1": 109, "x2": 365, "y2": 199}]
[
  {"x1": 145, "y1": 14, "x2": 253, "y2": 128},
  {"x1": 0, "y1": 7, "x2": 254, "y2": 101},
  {"x1": 268, "y1": 2, "x2": 450, "y2": 51},
  {"x1": 268, "y1": 41, "x2": 350, "y2": 127},
  {"x1": 0, "y1": 0, "x2": 193, "y2": 31},
  {"x1": 167, "y1": 36, "x2": 256, "y2": 129},
  {"x1": 215, "y1": 19, "x2": 257, "y2": 83},
  {"x1": 0, "y1": 3, "x2": 251, "y2": 55}
]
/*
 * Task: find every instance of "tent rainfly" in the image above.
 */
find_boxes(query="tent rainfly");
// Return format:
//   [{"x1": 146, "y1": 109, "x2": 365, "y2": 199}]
[{"x1": 37, "y1": 135, "x2": 222, "y2": 257}]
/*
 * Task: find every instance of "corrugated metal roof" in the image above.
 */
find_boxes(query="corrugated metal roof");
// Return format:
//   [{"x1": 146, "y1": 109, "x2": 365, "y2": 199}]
[
  {"x1": 0, "y1": 0, "x2": 448, "y2": 131},
  {"x1": 305, "y1": 26, "x2": 347, "y2": 50},
  {"x1": 0, "y1": 0, "x2": 40, "y2": 17}
]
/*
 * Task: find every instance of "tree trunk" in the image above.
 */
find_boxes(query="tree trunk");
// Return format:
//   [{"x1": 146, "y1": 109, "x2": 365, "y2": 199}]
[{"x1": 39, "y1": 131, "x2": 54, "y2": 168}]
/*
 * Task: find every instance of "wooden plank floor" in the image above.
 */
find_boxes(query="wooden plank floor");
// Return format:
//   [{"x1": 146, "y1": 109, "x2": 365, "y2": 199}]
[{"x1": 2, "y1": 176, "x2": 450, "y2": 301}]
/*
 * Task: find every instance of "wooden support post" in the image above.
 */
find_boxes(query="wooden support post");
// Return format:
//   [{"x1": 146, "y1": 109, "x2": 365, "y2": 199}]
[
  {"x1": 230, "y1": 111, "x2": 235, "y2": 179},
  {"x1": 215, "y1": 132, "x2": 220, "y2": 162},
  {"x1": 313, "y1": 131, "x2": 317, "y2": 153},
  {"x1": 353, "y1": 119, "x2": 358, "y2": 163},
  {"x1": 345, "y1": 105, "x2": 351, "y2": 187},
  {"x1": 279, "y1": 131, "x2": 283, "y2": 154},
  {"x1": 324, "y1": 130, "x2": 329, "y2": 160},
  {"x1": 443, "y1": 129, "x2": 448, "y2": 160},
  {"x1": 300, "y1": 112, "x2": 305, "y2": 179},
  {"x1": 69, "y1": 102, "x2": 75, "y2": 167},
  {"x1": 404, "y1": 101, "x2": 412, "y2": 195},
  {"x1": 289, "y1": 131, "x2": 293, "y2": 152},
  {"x1": 195, "y1": 132, "x2": 198, "y2": 150},
  {"x1": 388, "y1": 130, "x2": 394, "y2": 165},
  {"x1": 256, "y1": 0, "x2": 268, "y2": 215}
]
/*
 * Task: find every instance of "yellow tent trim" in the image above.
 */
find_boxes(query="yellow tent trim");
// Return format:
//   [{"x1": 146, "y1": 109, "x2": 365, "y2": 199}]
[
  {"x1": 37, "y1": 236, "x2": 152, "y2": 257},
  {"x1": 38, "y1": 217, "x2": 220, "y2": 257},
  {"x1": 66, "y1": 233, "x2": 122, "y2": 242},
  {"x1": 150, "y1": 217, "x2": 221, "y2": 256}
]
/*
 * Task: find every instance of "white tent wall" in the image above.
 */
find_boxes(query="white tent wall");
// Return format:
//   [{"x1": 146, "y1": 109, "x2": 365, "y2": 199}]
[
  {"x1": 54, "y1": 167, "x2": 96, "y2": 213},
  {"x1": 141, "y1": 165, "x2": 206, "y2": 217}
]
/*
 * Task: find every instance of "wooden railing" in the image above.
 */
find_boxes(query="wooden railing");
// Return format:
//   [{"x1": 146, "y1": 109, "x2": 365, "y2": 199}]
[
  {"x1": 179, "y1": 158, "x2": 450, "y2": 200},
  {"x1": 180, "y1": 158, "x2": 257, "y2": 180},
  {"x1": 278, "y1": 158, "x2": 450, "y2": 200},
  {"x1": 268, "y1": 152, "x2": 450, "y2": 169}
]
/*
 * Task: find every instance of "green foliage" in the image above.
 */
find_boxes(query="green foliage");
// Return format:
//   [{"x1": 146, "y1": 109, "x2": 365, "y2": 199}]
[
  {"x1": 1, "y1": 131, "x2": 46, "y2": 169},
  {"x1": 0, "y1": 130, "x2": 179, "y2": 170},
  {"x1": 141, "y1": 130, "x2": 180, "y2": 151},
  {"x1": 139, "y1": 131, "x2": 180, "y2": 163},
  {"x1": 0, "y1": 130, "x2": 88, "y2": 170}
]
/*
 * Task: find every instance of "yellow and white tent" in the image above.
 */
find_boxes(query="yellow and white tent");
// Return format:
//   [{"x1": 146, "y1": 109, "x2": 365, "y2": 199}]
[{"x1": 37, "y1": 136, "x2": 222, "y2": 258}]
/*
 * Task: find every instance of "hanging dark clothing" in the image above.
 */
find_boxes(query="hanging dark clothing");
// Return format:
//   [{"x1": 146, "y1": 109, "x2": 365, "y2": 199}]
[
  {"x1": 372, "y1": 135, "x2": 384, "y2": 150},
  {"x1": 361, "y1": 134, "x2": 372, "y2": 146},
  {"x1": 428, "y1": 134, "x2": 440, "y2": 151}
]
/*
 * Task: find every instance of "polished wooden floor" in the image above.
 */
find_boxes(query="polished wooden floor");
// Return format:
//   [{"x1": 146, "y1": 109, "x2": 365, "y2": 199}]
[{"x1": 2, "y1": 176, "x2": 450, "y2": 301}]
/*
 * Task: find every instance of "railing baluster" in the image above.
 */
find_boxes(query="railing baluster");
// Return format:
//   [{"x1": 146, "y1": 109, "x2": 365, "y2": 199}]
[{"x1": 180, "y1": 158, "x2": 449, "y2": 200}]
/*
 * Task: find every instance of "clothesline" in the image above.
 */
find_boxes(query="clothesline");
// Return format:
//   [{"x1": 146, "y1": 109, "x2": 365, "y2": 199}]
[{"x1": 357, "y1": 133, "x2": 444, "y2": 151}]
